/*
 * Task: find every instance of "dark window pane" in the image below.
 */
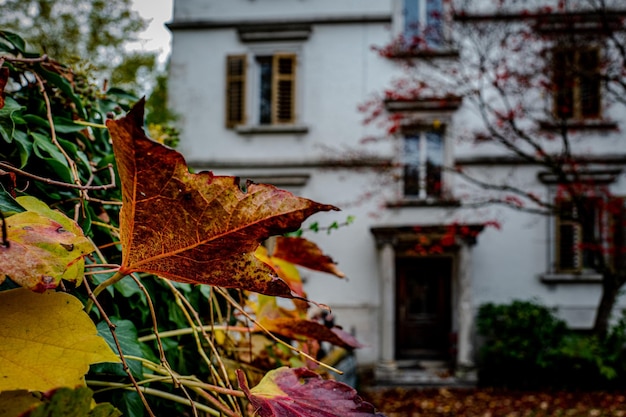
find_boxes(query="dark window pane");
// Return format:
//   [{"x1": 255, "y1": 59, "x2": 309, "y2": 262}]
[
  {"x1": 258, "y1": 56, "x2": 272, "y2": 125},
  {"x1": 403, "y1": 134, "x2": 421, "y2": 196},
  {"x1": 579, "y1": 50, "x2": 600, "y2": 118},
  {"x1": 559, "y1": 223, "x2": 579, "y2": 270},
  {"x1": 554, "y1": 50, "x2": 574, "y2": 119},
  {"x1": 425, "y1": 132, "x2": 443, "y2": 197}
]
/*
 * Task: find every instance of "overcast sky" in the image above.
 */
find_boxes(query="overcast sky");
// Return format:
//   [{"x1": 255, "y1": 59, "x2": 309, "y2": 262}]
[{"x1": 129, "y1": 0, "x2": 174, "y2": 65}]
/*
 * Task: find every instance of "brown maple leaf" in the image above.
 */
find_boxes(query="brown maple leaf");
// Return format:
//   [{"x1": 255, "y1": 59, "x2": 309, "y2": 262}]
[{"x1": 106, "y1": 99, "x2": 338, "y2": 297}]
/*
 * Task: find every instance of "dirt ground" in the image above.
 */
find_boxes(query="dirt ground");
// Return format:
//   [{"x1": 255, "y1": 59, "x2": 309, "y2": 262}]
[{"x1": 361, "y1": 387, "x2": 626, "y2": 417}]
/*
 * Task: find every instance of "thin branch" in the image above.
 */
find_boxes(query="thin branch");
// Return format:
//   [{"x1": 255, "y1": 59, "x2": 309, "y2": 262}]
[
  {"x1": 83, "y1": 279, "x2": 156, "y2": 417},
  {"x1": 0, "y1": 161, "x2": 116, "y2": 191},
  {"x1": 87, "y1": 381, "x2": 221, "y2": 417},
  {"x1": 137, "y1": 325, "x2": 252, "y2": 342}
]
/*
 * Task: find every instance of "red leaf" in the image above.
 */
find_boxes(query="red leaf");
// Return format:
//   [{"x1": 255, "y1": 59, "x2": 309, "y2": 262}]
[
  {"x1": 237, "y1": 367, "x2": 385, "y2": 417},
  {"x1": 272, "y1": 237, "x2": 345, "y2": 278},
  {"x1": 106, "y1": 100, "x2": 339, "y2": 297}
]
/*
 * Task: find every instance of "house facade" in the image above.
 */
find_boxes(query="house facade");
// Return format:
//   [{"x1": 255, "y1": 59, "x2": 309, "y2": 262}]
[{"x1": 167, "y1": 0, "x2": 626, "y2": 383}]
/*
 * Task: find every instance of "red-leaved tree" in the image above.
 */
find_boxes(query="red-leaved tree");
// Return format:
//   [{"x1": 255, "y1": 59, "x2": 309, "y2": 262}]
[{"x1": 363, "y1": 0, "x2": 626, "y2": 335}]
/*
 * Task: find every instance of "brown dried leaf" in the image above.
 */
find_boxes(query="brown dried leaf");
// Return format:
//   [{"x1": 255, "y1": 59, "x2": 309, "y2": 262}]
[{"x1": 106, "y1": 100, "x2": 338, "y2": 297}]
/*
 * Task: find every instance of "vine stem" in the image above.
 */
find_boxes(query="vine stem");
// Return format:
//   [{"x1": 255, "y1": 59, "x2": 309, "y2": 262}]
[
  {"x1": 132, "y1": 355, "x2": 243, "y2": 417},
  {"x1": 83, "y1": 279, "x2": 156, "y2": 417},
  {"x1": 215, "y1": 287, "x2": 343, "y2": 375},
  {"x1": 84, "y1": 270, "x2": 126, "y2": 313},
  {"x1": 86, "y1": 381, "x2": 221, "y2": 417},
  {"x1": 0, "y1": 161, "x2": 116, "y2": 191},
  {"x1": 137, "y1": 325, "x2": 252, "y2": 342}
]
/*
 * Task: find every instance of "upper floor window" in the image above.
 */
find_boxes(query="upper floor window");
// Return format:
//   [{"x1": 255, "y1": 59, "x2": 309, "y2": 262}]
[
  {"x1": 226, "y1": 53, "x2": 297, "y2": 128},
  {"x1": 552, "y1": 48, "x2": 601, "y2": 120},
  {"x1": 403, "y1": 131, "x2": 443, "y2": 199},
  {"x1": 403, "y1": 0, "x2": 443, "y2": 49}
]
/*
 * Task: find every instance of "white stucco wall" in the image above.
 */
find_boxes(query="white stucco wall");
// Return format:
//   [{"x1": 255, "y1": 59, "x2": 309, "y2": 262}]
[{"x1": 169, "y1": 0, "x2": 626, "y2": 367}]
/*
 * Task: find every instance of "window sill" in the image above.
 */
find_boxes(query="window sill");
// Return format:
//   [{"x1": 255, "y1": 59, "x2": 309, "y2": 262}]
[
  {"x1": 540, "y1": 272, "x2": 603, "y2": 284},
  {"x1": 384, "y1": 48, "x2": 459, "y2": 59},
  {"x1": 235, "y1": 124, "x2": 309, "y2": 135},
  {"x1": 539, "y1": 119, "x2": 618, "y2": 131},
  {"x1": 386, "y1": 198, "x2": 461, "y2": 208}
]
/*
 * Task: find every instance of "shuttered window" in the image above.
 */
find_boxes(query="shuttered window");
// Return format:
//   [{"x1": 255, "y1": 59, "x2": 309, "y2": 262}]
[
  {"x1": 555, "y1": 197, "x2": 614, "y2": 273},
  {"x1": 227, "y1": 53, "x2": 296, "y2": 128},
  {"x1": 226, "y1": 55, "x2": 246, "y2": 128},
  {"x1": 553, "y1": 48, "x2": 601, "y2": 120}
]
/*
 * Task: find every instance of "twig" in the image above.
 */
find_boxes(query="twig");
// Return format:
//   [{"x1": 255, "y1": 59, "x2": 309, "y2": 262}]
[
  {"x1": 83, "y1": 279, "x2": 156, "y2": 417},
  {"x1": 137, "y1": 325, "x2": 252, "y2": 342},
  {"x1": 87, "y1": 381, "x2": 221, "y2": 417},
  {"x1": 84, "y1": 270, "x2": 126, "y2": 313},
  {"x1": 0, "y1": 161, "x2": 116, "y2": 191},
  {"x1": 215, "y1": 287, "x2": 343, "y2": 375}
]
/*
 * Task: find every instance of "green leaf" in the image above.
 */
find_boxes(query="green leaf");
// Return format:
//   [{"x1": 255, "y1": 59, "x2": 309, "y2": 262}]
[
  {"x1": 53, "y1": 117, "x2": 91, "y2": 133},
  {"x1": 94, "y1": 319, "x2": 144, "y2": 379},
  {"x1": 0, "y1": 183, "x2": 25, "y2": 214},
  {"x1": 11, "y1": 130, "x2": 32, "y2": 167},
  {"x1": 111, "y1": 391, "x2": 144, "y2": 417},
  {"x1": 0, "y1": 31, "x2": 26, "y2": 54},
  {"x1": 0, "y1": 97, "x2": 24, "y2": 144},
  {"x1": 37, "y1": 66, "x2": 86, "y2": 118}
]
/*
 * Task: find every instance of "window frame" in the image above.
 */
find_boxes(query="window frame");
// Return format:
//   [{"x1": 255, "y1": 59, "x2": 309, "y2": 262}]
[
  {"x1": 225, "y1": 45, "x2": 301, "y2": 130},
  {"x1": 399, "y1": 0, "x2": 444, "y2": 50},
  {"x1": 401, "y1": 129, "x2": 445, "y2": 200},
  {"x1": 553, "y1": 195, "x2": 625, "y2": 274},
  {"x1": 552, "y1": 47, "x2": 602, "y2": 121}
]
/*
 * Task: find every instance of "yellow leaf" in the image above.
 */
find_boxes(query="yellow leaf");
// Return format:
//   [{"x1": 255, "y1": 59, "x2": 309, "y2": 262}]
[
  {"x1": 0, "y1": 288, "x2": 120, "y2": 392},
  {"x1": 0, "y1": 198, "x2": 94, "y2": 292},
  {"x1": 0, "y1": 390, "x2": 41, "y2": 417}
]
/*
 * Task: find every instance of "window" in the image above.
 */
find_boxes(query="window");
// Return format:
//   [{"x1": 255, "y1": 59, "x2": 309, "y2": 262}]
[
  {"x1": 403, "y1": 131, "x2": 443, "y2": 199},
  {"x1": 403, "y1": 0, "x2": 443, "y2": 49},
  {"x1": 552, "y1": 48, "x2": 601, "y2": 120},
  {"x1": 556, "y1": 198, "x2": 600, "y2": 272},
  {"x1": 225, "y1": 53, "x2": 296, "y2": 128},
  {"x1": 555, "y1": 197, "x2": 626, "y2": 273}
]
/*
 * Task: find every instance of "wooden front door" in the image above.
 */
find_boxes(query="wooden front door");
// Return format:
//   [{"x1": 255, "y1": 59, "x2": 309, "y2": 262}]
[{"x1": 395, "y1": 257, "x2": 452, "y2": 359}]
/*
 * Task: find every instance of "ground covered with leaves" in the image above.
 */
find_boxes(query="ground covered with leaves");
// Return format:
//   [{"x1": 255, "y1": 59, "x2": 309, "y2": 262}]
[{"x1": 362, "y1": 387, "x2": 626, "y2": 417}]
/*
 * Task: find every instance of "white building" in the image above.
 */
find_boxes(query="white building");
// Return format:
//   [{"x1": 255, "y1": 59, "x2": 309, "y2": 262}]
[{"x1": 167, "y1": 0, "x2": 626, "y2": 383}]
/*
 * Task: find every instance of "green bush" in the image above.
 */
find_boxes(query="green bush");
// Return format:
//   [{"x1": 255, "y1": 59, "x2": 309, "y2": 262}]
[{"x1": 477, "y1": 300, "x2": 626, "y2": 389}]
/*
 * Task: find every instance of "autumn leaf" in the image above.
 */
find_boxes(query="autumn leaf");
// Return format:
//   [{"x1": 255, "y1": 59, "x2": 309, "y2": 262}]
[
  {"x1": 255, "y1": 246, "x2": 306, "y2": 299},
  {"x1": 106, "y1": 100, "x2": 338, "y2": 297},
  {"x1": 24, "y1": 387, "x2": 121, "y2": 417},
  {"x1": 0, "y1": 288, "x2": 120, "y2": 392},
  {"x1": 0, "y1": 197, "x2": 94, "y2": 292},
  {"x1": 237, "y1": 367, "x2": 385, "y2": 417},
  {"x1": 0, "y1": 66, "x2": 8, "y2": 110},
  {"x1": 272, "y1": 237, "x2": 345, "y2": 278}
]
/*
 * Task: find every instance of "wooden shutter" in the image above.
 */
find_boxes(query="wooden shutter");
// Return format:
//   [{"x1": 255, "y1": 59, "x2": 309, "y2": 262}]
[
  {"x1": 578, "y1": 48, "x2": 601, "y2": 119},
  {"x1": 226, "y1": 55, "x2": 246, "y2": 128},
  {"x1": 556, "y1": 200, "x2": 582, "y2": 272},
  {"x1": 272, "y1": 53, "x2": 296, "y2": 124},
  {"x1": 553, "y1": 49, "x2": 574, "y2": 119}
]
